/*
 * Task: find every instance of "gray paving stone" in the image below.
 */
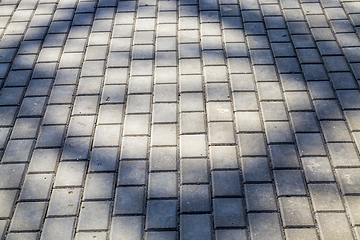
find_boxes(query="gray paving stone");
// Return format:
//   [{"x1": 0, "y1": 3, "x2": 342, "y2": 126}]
[
  {"x1": 280, "y1": 74, "x2": 306, "y2": 91},
  {"x1": 40, "y1": 217, "x2": 76, "y2": 240},
  {"x1": 75, "y1": 232, "x2": 107, "y2": 240},
  {"x1": 328, "y1": 143, "x2": 360, "y2": 167},
  {"x1": 0, "y1": 128, "x2": 9, "y2": 150},
  {"x1": 149, "y1": 147, "x2": 177, "y2": 171},
  {"x1": 146, "y1": 200, "x2": 178, "y2": 229},
  {"x1": 72, "y1": 75, "x2": 100, "y2": 93},
  {"x1": 181, "y1": 158, "x2": 208, "y2": 184},
  {"x1": 89, "y1": 147, "x2": 118, "y2": 172},
  {"x1": 25, "y1": 79, "x2": 52, "y2": 97},
  {"x1": 204, "y1": 66, "x2": 227, "y2": 82},
  {"x1": 289, "y1": 112, "x2": 320, "y2": 133},
  {"x1": 72, "y1": 95, "x2": 98, "y2": 115},
  {"x1": 233, "y1": 92, "x2": 258, "y2": 111},
  {"x1": 284, "y1": 92, "x2": 312, "y2": 111},
  {"x1": 180, "y1": 134, "x2": 207, "y2": 158},
  {"x1": 151, "y1": 124, "x2": 177, "y2": 146},
  {"x1": 19, "y1": 173, "x2": 53, "y2": 200},
  {"x1": 181, "y1": 185, "x2": 211, "y2": 213},
  {"x1": 110, "y1": 216, "x2": 143, "y2": 240},
  {"x1": 18, "y1": 97, "x2": 47, "y2": 117},
  {"x1": 145, "y1": 232, "x2": 178, "y2": 240},
  {"x1": 264, "y1": 122, "x2": 293, "y2": 143},
  {"x1": 336, "y1": 168, "x2": 360, "y2": 194},
  {"x1": 54, "y1": 161, "x2": 86, "y2": 187},
  {"x1": 153, "y1": 84, "x2": 177, "y2": 103},
  {"x1": 61, "y1": 137, "x2": 91, "y2": 160},
  {"x1": 344, "y1": 196, "x2": 360, "y2": 225},
  {"x1": 47, "y1": 188, "x2": 82, "y2": 216},
  {"x1": 235, "y1": 111, "x2": 261, "y2": 133},
  {"x1": 215, "y1": 230, "x2": 247, "y2": 240},
  {"x1": 238, "y1": 133, "x2": 267, "y2": 156},
  {"x1": 2, "y1": 139, "x2": 34, "y2": 163},
  {"x1": 6, "y1": 232, "x2": 39, "y2": 240},
  {"x1": 36, "y1": 125, "x2": 65, "y2": 148},
  {"x1": 155, "y1": 67, "x2": 177, "y2": 84},
  {"x1": 0, "y1": 190, "x2": 17, "y2": 218},
  {"x1": 118, "y1": 160, "x2": 147, "y2": 186},
  {"x1": 309, "y1": 184, "x2": 344, "y2": 211},
  {"x1": 67, "y1": 116, "x2": 96, "y2": 137},
  {"x1": 49, "y1": 85, "x2": 75, "y2": 104},
  {"x1": 208, "y1": 122, "x2": 236, "y2": 144},
  {"x1": 209, "y1": 146, "x2": 238, "y2": 170},
  {"x1": 302, "y1": 64, "x2": 328, "y2": 81},
  {"x1": 148, "y1": 172, "x2": 177, "y2": 198},
  {"x1": 269, "y1": 145, "x2": 299, "y2": 169},
  {"x1": 295, "y1": 133, "x2": 327, "y2": 156},
  {"x1": 260, "y1": 102, "x2": 288, "y2": 121},
  {"x1": 307, "y1": 81, "x2": 335, "y2": 99},
  {"x1": 153, "y1": 103, "x2": 177, "y2": 124},
  {"x1": 253, "y1": 65, "x2": 278, "y2": 82},
  {"x1": 313, "y1": 100, "x2": 343, "y2": 120},
  {"x1": 124, "y1": 114, "x2": 150, "y2": 136},
  {"x1": 126, "y1": 95, "x2": 151, "y2": 114},
  {"x1": 10, "y1": 202, "x2": 47, "y2": 231},
  {"x1": 330, "y1": 72, "x2": 358, "y2": 90},
  {"x1": 242, "y1": 157, "x2": 271, "y2": 182},
  {"x1": 120, "y1": 137, "x2": 149, "y2": 159},
  {"x1": 0, "y1": 164, "x2": 26, "y2": 188},
  {"x1": 54, "y1": 69, "x2": 79, "y2": 85},
  {"x1": 274, "y1": 170, "x2": 306, "y2": 196},
  {"x1": 249, "y1": 213, "x2": 283, "y2": 240},
  {"x1": 316, "y1": 213, "x2": 353, "y2": 240},
  {"x1": 302, "y1": 157, "x2": 335, "y2": 182},
  {"x1": 114, "y1": 186, "x2": 145, "y2": 215},
  {"x1": 279, "y1": 197, "x2": 314, "y2": 227},
  {"x1": 93, "y1": 125, "x2": 121, "y2": 147},
  {"x1": 105, "y1": 68, "x2": 128, "y2": 85},
  {"x1": 128, "y1": 76, "x2": 152, "y2": 94},
  {"x1": 77, "y1": 201, "x2": 111, "y2": 230},
  {"x1": 245, "y1": 184, "x2": 277, "y2": 211},
  {"x1": 83, "y1": 173, "x2": 115, "y2": 200},
  {"x1": 212, "y1": 170, "x2": 242, "y2": 197},
  {"x1": 284, "y1": 229, "x2": 318, "y2": 240},
  {"x1": 5, "y1": 70, "x2": 32, "y2": 87},
  {"x1": 98, "y1": 104, "x2": 124, "y2": 124},
  {"x1": 206, "y1": 83, "x2": 231, "y2": 101},
  {"x1": 0, "y1": 87, "x2": 24, "y2": 106},
  {"x1": 337, "y1": 90, "x2": 360, "y2": 109},
  {"x1": 213, "y1": 198, "x2": 245, "y2": 228},
  {"x1": 180, "y1": 214, "x2": 211, "y2": 240}
]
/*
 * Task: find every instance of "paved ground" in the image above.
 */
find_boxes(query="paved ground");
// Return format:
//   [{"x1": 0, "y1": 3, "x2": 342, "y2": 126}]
[{"x1": 1, "y1": 0, "x2": 360, "y2": 239}]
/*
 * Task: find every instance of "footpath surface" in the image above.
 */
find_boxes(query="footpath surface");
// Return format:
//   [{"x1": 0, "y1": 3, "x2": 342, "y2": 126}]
[{"x1": 1, "y1": 0, "x2": 360, "y2": 239}]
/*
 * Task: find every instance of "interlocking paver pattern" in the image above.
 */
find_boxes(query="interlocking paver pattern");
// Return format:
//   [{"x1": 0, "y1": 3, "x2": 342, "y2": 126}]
[{"x1": 1, "y1": 0, "x2": 360, "y2": 238}]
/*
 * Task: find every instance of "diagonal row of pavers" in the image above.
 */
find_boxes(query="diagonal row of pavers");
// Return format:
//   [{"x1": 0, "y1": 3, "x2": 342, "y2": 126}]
[{"x1": 1, "y1": 0, "x2": 360, "y2": 239}]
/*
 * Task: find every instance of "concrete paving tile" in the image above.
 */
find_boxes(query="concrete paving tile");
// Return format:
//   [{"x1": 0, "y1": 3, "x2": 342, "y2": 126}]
[
  {"x1": 301, "y1": 157, "x2": 335, "y2": 182},
  {"x1": 316, "y1": 213, "x2": 353, "y2": 240},
  {"x1": 181, "y1": 185, "x2": 211, "y2": 213},
  {"x1": 10, "y1": 202, "x2": 47, "y2": 231},
  {"x1": 309, "y1": 184, "x2": 344, "y2": 211},
  {"x1": 212, "y1": 170, "x2": 242, "y2": 197},
  {"x1": 149, "y1": 147, "x2": 177, "y2": 171},
  {"x1": 2, "y1": 139, "x2": 34, "y2": 163},
  {"x1": 19, "y1": 174, "x2": 53, "y2": 200},
  {"x1": 114, "y1": 187, "x2": 145, "y2": 215},
  {"x1": 0, "y1": 190, "x2": 17, "y2": 218},
  {"x1": 111, "y1": 216, "x2": 143, "y2": 240},
  {"x1": 242, "y1": 157, "x2": 271, "y2": 182},
  {"x1": 148, "y1": 172, "x2": 177, "y2": 198},
  {"x1": 279, "y1": 197, "x2": 314, "y2": 227},
  {"x1": 181, "y1": 158, "x2": 208, "y2": 184},
  {"x1": 40, "y1": 217, "x2": 76, "y2": 240},
  {"x1": 146, "y1": 200, "x2": 177, "y2": 229},
  {"x1": 118, "y1": 160, "x2": 147, "y2": 186},
  {"x1": 245, "y1": 184, "x2": 277, "y2": 211},
  {"x1": 249, "y1": 213, "x2": 283, "y2": 240},
  {"x1": 47, "y1": 188, "x2": 81, "y2": 216},
  {"x1": 180, "y1": 215, "x2": 211, "y2": 240},
  {"x1": 77, "y1": 201, "x2": 111, "y2": 230}
]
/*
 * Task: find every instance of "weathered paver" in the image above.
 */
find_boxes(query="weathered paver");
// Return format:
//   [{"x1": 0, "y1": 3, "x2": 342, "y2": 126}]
[{"x1": 1, "y1": 0, "x2": 360, "y2": 238}]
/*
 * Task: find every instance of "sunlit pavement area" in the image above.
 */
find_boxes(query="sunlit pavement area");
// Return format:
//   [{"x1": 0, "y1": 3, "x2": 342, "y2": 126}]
[{"x1": 1, "y1": 0, "x2": 360, "y2": 239}]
